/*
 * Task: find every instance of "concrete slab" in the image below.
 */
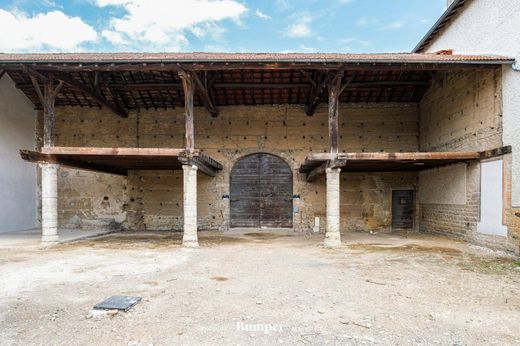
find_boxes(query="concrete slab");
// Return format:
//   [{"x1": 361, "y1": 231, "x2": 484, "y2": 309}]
[{"x1": 0, "y1": 228, "x2": 114, "y2": 249}]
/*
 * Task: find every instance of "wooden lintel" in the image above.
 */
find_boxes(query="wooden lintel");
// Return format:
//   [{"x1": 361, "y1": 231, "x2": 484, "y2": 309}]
[
  {"x1": 480, "y1": 146, "x2": 512, "y2": 159},
  {"x1": 193, "y1": 72, "x2": 219, "y2": 117},
  {"x1": 20, "y1": 150, "x2": 127, "y2": 176},
  {"x1": 50, "y1": 71, "x2": 128, "y2": 118}
]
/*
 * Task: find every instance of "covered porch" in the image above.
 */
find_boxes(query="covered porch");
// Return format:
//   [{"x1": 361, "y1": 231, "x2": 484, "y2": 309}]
[{"x1": 0, "y1": 52, "x2": 513, "y2": 247}]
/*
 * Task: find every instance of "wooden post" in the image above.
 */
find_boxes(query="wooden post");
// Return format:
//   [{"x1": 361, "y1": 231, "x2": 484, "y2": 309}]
[
  {"x1": 29, "y1": 74, "x2": 64, "y2": 148},
  {"x1": 179, "y1": 69, "x2": 195, "y2": 151},
  {"x1": 26, "y1": 70, "x2": 64, "y2": 246},
  {"x1": 328, "y1": 71, "x2": 344, "y2": 155}
]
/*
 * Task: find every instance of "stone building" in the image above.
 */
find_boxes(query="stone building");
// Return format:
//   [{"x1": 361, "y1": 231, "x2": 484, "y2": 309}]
[
  {"x1": 0, "y1": 51, "x2": 518, "y2": 253},
  {"x1": 414, "y1": 0, "x2": 520, "y2": 253}
]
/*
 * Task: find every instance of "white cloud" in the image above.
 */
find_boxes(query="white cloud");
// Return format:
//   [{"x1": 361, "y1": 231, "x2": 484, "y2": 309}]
[
  {"x1": 254, "y1": 9, "x2": 271, "y2": 20},
  {"x1": 95, "y1": 0, "x2": 247, "y2": 50},
  {"x1": 356, "y1": 16, "x2": 378, "y2": 27},
  {"x1": 0, "y1": 9, "x2": 97, "y2": 51},
  {"x1": 377, "y1": 21, "x2": 405, "y2": 31},
  {"x1": 338, "y1": 38, "x2": 372, "y2": 46},
  {"x1": 285, "y1": 15, "x2": 312, "y2": 38}
]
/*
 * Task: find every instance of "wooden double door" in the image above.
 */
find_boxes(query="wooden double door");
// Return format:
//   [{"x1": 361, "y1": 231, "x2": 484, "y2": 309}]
[{"x1": 230, "y1": 153, "x2": 293, "y2": 228}]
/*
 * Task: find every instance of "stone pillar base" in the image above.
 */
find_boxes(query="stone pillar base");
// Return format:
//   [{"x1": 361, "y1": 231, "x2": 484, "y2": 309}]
[
  {"x1": 41, "y1": 235, "x2": 59, "y2": 243},
  {"x1": 324, "y1": 167, "x2": 341, "y2": 248},
  {"x1": 182, "y1": 164, "x2": 199, "y2": 247}
]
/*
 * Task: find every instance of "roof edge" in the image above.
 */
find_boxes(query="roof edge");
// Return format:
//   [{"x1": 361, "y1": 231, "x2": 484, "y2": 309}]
[{"x1": 413, "y1": 0, "x2": 467, "y2": 53}]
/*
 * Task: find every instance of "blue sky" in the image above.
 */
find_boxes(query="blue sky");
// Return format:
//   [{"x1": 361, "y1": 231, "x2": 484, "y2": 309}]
[{"x1": 0, "y1": 0, "x2": 447, "y2": 53}]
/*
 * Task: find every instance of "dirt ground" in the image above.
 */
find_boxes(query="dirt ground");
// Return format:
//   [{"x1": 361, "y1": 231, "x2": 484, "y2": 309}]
[{"x1": 1, "y1": 230, "x2": 519, "y2": 346}]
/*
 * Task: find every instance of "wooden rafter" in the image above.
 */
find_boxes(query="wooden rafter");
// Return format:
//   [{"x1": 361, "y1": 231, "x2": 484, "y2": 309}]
[
  {"x1": 305, "y1": 71, "x2": 328, "y2": 116},
  {"x1": 193, "y1": 72, "x2": 218, "y2": 117},
  {"x1": 49, "y1": 70, "x2": 128, "y2": 118},
  {"x1": 95, "y1": 72, "x2": 129, "y2": 116}
]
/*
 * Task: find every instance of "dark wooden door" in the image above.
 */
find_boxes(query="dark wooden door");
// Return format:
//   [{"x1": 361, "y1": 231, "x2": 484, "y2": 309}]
[
  {"x1": 392, "y1": 190, "x2": 414, "y2": 229},
  {"x1": 230, "y1": 153, "x2": 293, "y2": 228}
]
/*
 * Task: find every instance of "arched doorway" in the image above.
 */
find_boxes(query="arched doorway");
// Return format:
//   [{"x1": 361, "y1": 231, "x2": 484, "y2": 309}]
[{"x1": 230, "y1": 153, "x2": 293, "y2": 228}]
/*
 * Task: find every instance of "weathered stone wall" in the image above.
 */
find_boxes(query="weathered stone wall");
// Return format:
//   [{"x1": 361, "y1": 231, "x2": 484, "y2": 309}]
[
  {"x1": 418, "y1": 68, "x2": 519, "y2": 253},
  {"x1": 419, "y1": 69, "x2": 502, "y2": 152},
  {"x1": 53, "y1": 103, "x2": 418, "y2": 232}
]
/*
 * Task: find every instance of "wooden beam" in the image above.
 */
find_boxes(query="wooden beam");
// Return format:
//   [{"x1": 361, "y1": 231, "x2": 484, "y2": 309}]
[
  {"x1": 49, "y1": 70, "x2": 128, "y2": 118},
  {"x1": 15, "y1": 80, "x2": 431, "y2": 92},
  {"x1": 41, "y1": 146, "x2": 189, "y2": 156},
  {"x1": 178, "y1": 151, "x2": 223, "y2": 177},
  {"x1": 193, "y1": 72, "x2": 218, "y2": 117},
  {"x1": 95, "y1": 73, "x2": 129, "y2": 117},
  {"x1": 197, "y1": 151, "x2": 224, "y2": 170},
  {"x1": 179, "y1": 69, "x2": 195, "y2": 151},
  {"x1": 306, "y1": 159, "x2": 347, "y2": 182},
  {"x1": 25, "y1": 68, "x2": 64, "y2": 148},
  {"x1": 20, "y1": 150, "x2": 127, "y2": 176},
  {"x1": 306, "y1": 151, "x2": 481, "y2": 162},
  {"x1": 3, "y1": 62, "x2": 505, "y2": 73},
  {"x1": 214, "y1": 83, "x2": 311, "y2": 89},
  {"x1": 192, "y1": 156, "x2": 218, "y2": 177},
  {"x1": 328, "y1": 70, "x2": 344, "y2": 155},
  {"x1": 480, "y1": 146, "x2": 512, "y2": 159},
  {"x1": 305, "y1": 71, "x2": 328, "y2": 116},
  {"x1": 21, "y1": 147, "x2": 223, "y2": 177}
]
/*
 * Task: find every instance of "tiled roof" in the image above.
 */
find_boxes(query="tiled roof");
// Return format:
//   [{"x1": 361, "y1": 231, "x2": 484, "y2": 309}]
[{"x1": 0, "y1": 52, "x2": 512, "y2": 64}]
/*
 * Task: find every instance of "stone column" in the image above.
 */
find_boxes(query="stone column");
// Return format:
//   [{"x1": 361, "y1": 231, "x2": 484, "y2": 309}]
[
  {"x1": 324, "y1": 167, "x2": 341, "y2": 248},
  {"x1": 41, "y1": 163, "x2": 59, "y2": 244},
  {"x1": 182, "y1": 164, "x2": 199, "y2": 247}
]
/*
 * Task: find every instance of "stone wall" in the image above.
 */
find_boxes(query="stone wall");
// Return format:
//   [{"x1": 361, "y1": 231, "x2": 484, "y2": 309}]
[
  {"x1": 53, "y1": 103, "x2": 419, "y2": 232},
  {"x1": 417, "y1": 68, "x2": 519, "y2": 253}
]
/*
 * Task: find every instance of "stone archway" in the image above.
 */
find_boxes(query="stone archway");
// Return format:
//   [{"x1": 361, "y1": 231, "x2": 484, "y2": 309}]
[{"x1": 230, "y1": 153, "x2": 293, "y2": 228}]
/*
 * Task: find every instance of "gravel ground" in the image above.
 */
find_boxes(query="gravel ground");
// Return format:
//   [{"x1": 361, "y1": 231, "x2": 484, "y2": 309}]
[{"x1": 0, "y1": 230, "x2": 519, "y2": 345}]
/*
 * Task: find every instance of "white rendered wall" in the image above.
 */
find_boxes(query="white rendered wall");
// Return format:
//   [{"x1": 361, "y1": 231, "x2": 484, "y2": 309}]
[
  {"x1": 477, "y1": 160, "x2": 507, "y2": 236},
  {"x1": 425, "y1": 0, "x2": 520, "y2": 206},
  {"x1": 0, "y1": 74, "x2": 38, "y2": 233}
]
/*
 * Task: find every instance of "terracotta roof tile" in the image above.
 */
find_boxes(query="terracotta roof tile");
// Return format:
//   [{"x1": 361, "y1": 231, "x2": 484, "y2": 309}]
[{"x1": 0, "y1": 52, "x2": 513, "y2": 64}]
